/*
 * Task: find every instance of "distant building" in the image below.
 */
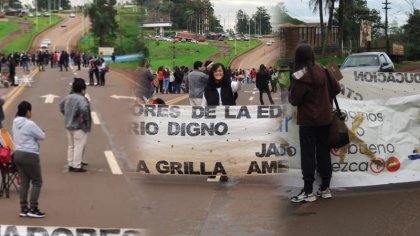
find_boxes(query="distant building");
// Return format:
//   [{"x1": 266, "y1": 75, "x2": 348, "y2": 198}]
[{"x1": 278, "y1": 23, "x2": 339, "y2": 62}]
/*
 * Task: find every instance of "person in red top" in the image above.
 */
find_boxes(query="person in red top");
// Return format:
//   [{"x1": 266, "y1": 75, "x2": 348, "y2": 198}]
[
  {"x1": 156, "y1": 66, "x2": 164, "y2": 94},
  {"x1": 288, "y1": 43, "x2": 341, "y2": 203},
  {"x1": 250, "y1": 68, "x2": 257, "y2": 83}
]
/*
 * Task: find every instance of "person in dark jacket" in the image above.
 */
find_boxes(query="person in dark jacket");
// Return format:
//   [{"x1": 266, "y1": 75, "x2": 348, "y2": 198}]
[
  {"x1": 288, "y1": 43, "x2": 341, "y2": 203},
  {"x1": 255, "y1": 64, "x2": 274, "y2": 105},
  {"x1": 202, "y1": 63, "x2": 243, "y2": 106}
]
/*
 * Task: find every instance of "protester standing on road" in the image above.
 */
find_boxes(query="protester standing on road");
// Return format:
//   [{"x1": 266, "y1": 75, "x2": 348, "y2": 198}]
[
  {"x1": 59, "y1": 51, "x2": 69, "y2": 72},
  {"x1": 12, "y1": 101, "x2": 46, "y2": 218},
  {"x1": 173, "y1": 66, "x2": 184, "y2": 94},
  {"x1": 202, "y1": 63, "x2": 243, "y2": 106},
  {"x1": 133, "y1": 60, "x2": 155, "y2": 100},
  {"x1": 256, "y1": 64, "x2": 275, "y2": 105},
  {"x1": 156, "y1": 66, "x2": 164, "y2": 94},
  {"x1": 88, "y1": 57, "x2": 99, "y2": 86},
  {"x1": 162, "y1": 66, "x2": 171, "y2": 94},
  {"x1": 59, "y1": 78, "x2": 91, "y2": 173},
  {"x1": 288, "y1": 43, "x2": 341, "y2": 203},
  {"x1": 186, "y1": 61, "x2": 209, "y2": 105},
  {"x1": 98, "y1": 58, "x2": 107, "y2": 86}
]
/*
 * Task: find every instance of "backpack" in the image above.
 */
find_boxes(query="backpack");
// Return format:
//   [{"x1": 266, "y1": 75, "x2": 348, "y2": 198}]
[{"x1": 0, "y1": 146, "x2": 12, "y2": 166}]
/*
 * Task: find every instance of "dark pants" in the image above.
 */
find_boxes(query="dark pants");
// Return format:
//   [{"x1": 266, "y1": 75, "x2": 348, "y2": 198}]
[
  {"x1": 299, "y1": 125, "x2": 332, "y2": 193},
  {"x1": 99, "y1": 71, "x2": 106, "y2": 86},
  {"x1": 14, "y1": 151, "x2": 43, "y2": 209},
  {"x1": 258, "y1": 86, "x2": 274, "y2": 105}
]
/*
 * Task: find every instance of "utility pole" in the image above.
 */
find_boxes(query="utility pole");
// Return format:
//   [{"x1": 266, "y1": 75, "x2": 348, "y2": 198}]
[{"x1": 383, "y1": 0, "x2": 390, "y2": 54}]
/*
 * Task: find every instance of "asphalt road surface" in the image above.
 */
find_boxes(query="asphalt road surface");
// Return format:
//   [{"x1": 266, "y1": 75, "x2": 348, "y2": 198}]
[{"x1": 230, "y1": 37, "x2": 280, "y2": 70}]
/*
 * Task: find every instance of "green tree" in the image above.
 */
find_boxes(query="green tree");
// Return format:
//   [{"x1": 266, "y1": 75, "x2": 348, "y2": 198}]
[
  {"x1": 87, "y1": 0, "x2": 118, "y2": 47},
  {"x1": 334, "y1": 0, "x2": 382, "y2": 53},
  {"x1": 235, "y1": 10, "x2": 249, "y2": 34},
  {"x1": 35, "y1": 0, "x2": 71, "y2": 11},
  {"x1": 309, "y1": 0, "x2": 326, "y2": 56},
  {"x1": 403, "y1": 9, "x2": 420, "y2": 60},
  {"x1": 252, "y1": 7, "x2": 272, "y2": 35}
]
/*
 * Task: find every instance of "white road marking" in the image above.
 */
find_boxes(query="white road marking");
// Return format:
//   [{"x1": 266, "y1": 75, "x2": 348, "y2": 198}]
[
  {"x1": 249, "y1": 97, "x2": 254, "y2": 101},
  {"x1": 91, "y1": 111, "x2": 100, "y2": 125},
  {"x1": 85, "y1": 93, "x2": 91, "y2": 101},
  {"x1": 41, "y1": 94, "x2": 59, "y2": 103},
  {"x1": 104, "y1": 150, "x2": 122, "y2": 175}
]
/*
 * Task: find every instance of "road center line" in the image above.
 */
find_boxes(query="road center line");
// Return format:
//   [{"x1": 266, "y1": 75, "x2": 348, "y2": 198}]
[
  {"x1": 91, "y1": 112, "x2": 100, "y2": 125},
  {"x1": 104, "y1": 150, "x2": 122, "y2": 175}
]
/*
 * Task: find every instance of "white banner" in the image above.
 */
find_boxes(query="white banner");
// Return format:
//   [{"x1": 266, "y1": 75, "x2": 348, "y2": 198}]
[
  {"x1": 282, "y1": 94, "x2": 420, "y2": 187},
  {"x1": 130, "y1": 93, "x2": 420, "y2": 187},
  {"x1": 130, "y1": 105, "x2": 289, "y2": 176},
  {"x1": 0, "y1": 225, "x2": 148, "y2": 236},
  {"x1": 338, "y1": 71, "x2": 420, "y2": 100}
]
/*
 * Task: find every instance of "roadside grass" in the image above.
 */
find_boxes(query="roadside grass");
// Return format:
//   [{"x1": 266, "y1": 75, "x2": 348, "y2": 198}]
[
  {"x1": 0, "y1": 15, "x2": 61, "y2": 54},
  {"x1": 0, "y1": 22, "x2": 19, "y2": 41},
  {"x1": 110, "y1": 39, "x2": 261, "y2": 71},
  {"x1": 111, "y1": 41, "x2": 219, "y2": 71}
]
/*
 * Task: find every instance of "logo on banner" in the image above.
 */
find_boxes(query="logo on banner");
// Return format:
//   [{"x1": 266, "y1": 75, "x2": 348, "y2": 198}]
[{"x1": 332, "y1": 156, "x2": 400, "y2": 174}]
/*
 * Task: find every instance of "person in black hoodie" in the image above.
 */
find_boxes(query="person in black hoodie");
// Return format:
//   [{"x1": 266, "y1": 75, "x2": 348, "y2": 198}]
[
  {"x1": 202, "y1": 63, "x2": 243, "y2": 106},
  {"x1": 256, "y1": 64, "x2": 274, "y2": 105}
]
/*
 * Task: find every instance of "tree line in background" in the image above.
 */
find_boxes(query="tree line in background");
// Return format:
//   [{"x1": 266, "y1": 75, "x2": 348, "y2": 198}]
[{"x1": 0, "y1": 0, "x2": 71, "y2": 11}]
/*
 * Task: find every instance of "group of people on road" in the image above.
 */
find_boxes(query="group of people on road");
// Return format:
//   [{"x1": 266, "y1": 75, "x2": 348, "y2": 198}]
[{"x1": 5, "y1": 77, "x2": 92, "y2": 219}]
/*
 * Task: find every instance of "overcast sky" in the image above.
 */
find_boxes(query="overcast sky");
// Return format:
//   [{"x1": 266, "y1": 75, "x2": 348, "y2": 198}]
[{"x1": 210, "y1": 0, "x2": 416, "y2": 30}]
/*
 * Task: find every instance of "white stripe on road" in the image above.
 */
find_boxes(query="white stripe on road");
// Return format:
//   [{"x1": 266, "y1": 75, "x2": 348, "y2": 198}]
[
  {"x1": 104, "y1": 150, "x2": 122, "y2": 175},
  {"x1": 91, "y1": 111, "x2": 100, "y2": 125},
  {"x1": 85, "y1": 93, "x2": 91, "y2": 101},
  {"x1": 249, "y1": 97, "x2": 254, "y2": 101}
]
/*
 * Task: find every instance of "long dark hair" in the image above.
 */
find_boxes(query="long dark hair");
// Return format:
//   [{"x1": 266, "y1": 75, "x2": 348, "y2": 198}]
[
  {"x1": 207, "y1": 63, "x2": 229, "y2": 88},
  {"x1": 293, "y1": 43, "x2": 315, "y2": 76}
]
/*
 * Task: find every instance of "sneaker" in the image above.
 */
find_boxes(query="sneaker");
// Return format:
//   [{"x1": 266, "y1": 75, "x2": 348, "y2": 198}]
[
  {"x1": 69, "y1": 167, "x2": 87, "y2": 172},
  {"x1": 290, "y1": 190, "x2": 316, "y2": 203},
  {"x1": 27, "y1": 208, "x2": 46, "y2": 218},
  {"x1": 19, "y1": 207, "x2": 28, "y2": 217},
  {"x1": 316, "y1": 188, "x2": 332, "y2": 199}
]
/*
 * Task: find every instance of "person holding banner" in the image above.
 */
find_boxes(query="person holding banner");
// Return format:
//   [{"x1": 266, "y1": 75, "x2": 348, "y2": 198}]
[
  {"x1": 202, "y1": 63, "x2": 243, "y2": 106},
  {"x1": 288, "y1": 43, "x2": 341, "y2": 203}
]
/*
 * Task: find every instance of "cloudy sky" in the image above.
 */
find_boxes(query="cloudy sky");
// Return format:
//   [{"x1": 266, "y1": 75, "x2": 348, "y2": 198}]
[{"x1": 210, "y1": 0, "x2": 415, "y2": 30}]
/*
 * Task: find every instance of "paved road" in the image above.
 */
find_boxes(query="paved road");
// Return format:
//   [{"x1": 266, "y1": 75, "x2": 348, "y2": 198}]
[{"x1": 230, "y1": 38, "x2": 280, "y2": 70}]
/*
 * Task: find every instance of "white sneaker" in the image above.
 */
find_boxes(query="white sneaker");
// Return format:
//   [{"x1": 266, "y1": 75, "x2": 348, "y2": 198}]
[
  {"x1": 290, "y1": 190, "x2": 316, "y2": 203},
  {"x1": 316, "y1": 188, "x2": 332, "y2": 199}
]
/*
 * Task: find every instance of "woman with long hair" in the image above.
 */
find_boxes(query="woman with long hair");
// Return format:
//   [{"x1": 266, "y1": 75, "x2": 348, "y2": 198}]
[
  {"x1": 288, "y1": 43, "x2": 341, "y2": 203},
  {"x1": 202, "y1": 63, "x2": 243, "y2": 106}
]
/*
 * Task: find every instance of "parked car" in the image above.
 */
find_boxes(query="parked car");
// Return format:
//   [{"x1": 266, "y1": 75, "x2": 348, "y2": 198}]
[{"x1": 340, "y1": 52, "x2": 395, "y2": 72}]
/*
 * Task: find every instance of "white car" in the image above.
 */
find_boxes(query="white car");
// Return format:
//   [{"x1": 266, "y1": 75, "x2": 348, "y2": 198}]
[
  {"x1": 40, "y1": 43, "x2": 49, "y2": 50},
  {"x1": 340, "y1": 52, "x2": 395, "y2": 72},
  {"x1": 266, "y1": 40, "x2": 272, "y2": 46},
  {"x1": 69, "y1": 13, "x2": 75, "y2": 18},
  {"x1": 42, "y1": 38, "x2": 51, "y2": 45}
]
